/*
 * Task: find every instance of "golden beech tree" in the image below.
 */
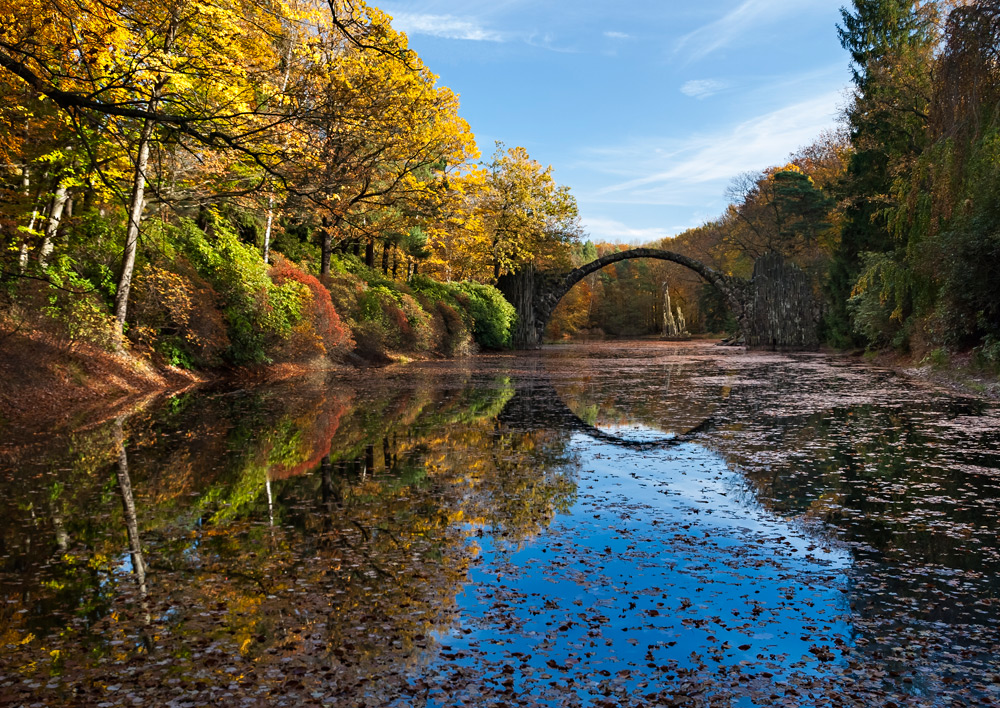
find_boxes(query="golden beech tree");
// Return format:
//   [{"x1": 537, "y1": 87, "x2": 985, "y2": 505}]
[
  {"x1": 276, "y1": 5, "x2": 478, "y2": 277},
  {"x1": 424, "y1": 144, "x2": 582, "y2": 283},
  {"x1": 480, "y1": 144, "x2": 582, "y2": 280},
  {"x1": 422, "y1": 167, "x2": 493, "y2": 282}
]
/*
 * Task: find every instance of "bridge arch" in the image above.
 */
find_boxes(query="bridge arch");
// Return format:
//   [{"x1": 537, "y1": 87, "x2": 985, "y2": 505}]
[{"x1": 496, "y1": 249, "x2": 818, "y2": 350}]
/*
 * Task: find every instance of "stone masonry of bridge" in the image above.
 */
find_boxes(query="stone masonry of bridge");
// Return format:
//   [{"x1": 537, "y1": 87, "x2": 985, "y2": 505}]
[{"x1": 496, "y1": 249, "x2": 821, "y2": 350}]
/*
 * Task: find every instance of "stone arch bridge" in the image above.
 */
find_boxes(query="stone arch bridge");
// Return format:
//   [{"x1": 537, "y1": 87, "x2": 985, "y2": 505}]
[{"x1": 496, "y1": 249, "x2": 820, "y2": 350}]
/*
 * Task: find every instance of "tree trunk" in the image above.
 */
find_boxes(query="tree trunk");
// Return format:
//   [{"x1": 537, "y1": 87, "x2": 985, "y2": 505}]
[
  {"x1": 18, "y1": 168, "x2": 35, "y2": 272},
  {"x1": 320, "y1": 217, "x2": 333, "y2": 278},
  {"x1": 113, "y1": 117, "x2": 155, "y2": 346},
  {"x1": 39, "y1": 180, "x2": 69, "y2": 268},
  {"x1": 262, "y1": 195, "x2": 275, "y2": 264},
  {"x1": 111, "y1": 12, "x2": 179, "y2": 346},
  {"x1": 381, "y1": 243, "x2": 390, "y2": 273},
  {"x1": 365, "y1": 238, "x2": 375, "y2": 268},
  {"x1": 262, "y1": 39, "x2": 294, "y2": 267}
]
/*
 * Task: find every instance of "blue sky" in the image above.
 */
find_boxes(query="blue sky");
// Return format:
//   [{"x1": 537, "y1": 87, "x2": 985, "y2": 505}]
[{"x1": 383, "y1": 0, "x2": 852, "y2": 244}]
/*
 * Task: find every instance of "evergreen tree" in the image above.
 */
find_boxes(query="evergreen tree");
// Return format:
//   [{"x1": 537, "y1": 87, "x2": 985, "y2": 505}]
[{"x1": 825, "y1": 0, "x2": 934, "y2": 346}]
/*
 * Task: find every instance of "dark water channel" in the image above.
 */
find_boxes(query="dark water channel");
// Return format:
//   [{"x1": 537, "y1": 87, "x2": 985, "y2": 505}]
[{"x1": 2, "y1": 341, "x2": 999, "y2": 707}]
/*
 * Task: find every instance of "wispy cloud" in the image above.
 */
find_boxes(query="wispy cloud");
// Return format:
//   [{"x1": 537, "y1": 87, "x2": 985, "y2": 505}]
[
  {"x1": 680, "y1": 79, "x2": 728, "y2": 99},
  {"x1": 585, "y1": 89, "x2": 844, "y2": 206},
  {"x1": 581, "y1": 217, "x2": 674, "y2": 244},
  {"x1": 525, "y1": 32, "x2": 580, "y2": 53},
  {"x1": 675, "y1": 0, "x2": 798, "y2": 62},
  {"x1": 604, "y1": 31, "x2": 630, "y2": 40},
  {"x1": 390, "y1": 12, "x2": 504, "y2": 41}
]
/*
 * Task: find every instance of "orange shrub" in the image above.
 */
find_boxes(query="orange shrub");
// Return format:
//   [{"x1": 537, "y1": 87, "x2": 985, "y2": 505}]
[
  {"x1": 130, "y1": 260, "x2": 230, "y2": 366},
  {"x1": 269, "y1": 255, "x2": 351, "y2": 359}
]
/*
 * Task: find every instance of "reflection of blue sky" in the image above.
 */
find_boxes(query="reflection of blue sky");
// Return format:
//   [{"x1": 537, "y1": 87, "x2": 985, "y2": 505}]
[
  {"x1": 594, "y1": 421, "x2": 677, "y2": 442},
  {"x1": 383, "y1": 0, "x2": 850, "y2": 243},
  {"x1": 425, "y1": 434, "x2": 853, "y2": 704}
]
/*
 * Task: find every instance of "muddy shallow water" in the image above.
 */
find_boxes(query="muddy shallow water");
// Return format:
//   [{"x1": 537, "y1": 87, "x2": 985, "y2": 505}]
[{"x1": 1, "y1": 341, "x2": 999, "y2": 706}]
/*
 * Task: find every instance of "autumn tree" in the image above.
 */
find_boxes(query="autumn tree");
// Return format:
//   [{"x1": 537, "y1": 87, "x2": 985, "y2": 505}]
[
  {"x1": 480, "y1": 144, "x2": 582, "y2": 280},
  {"x1": 276, "y1": 8, "x2": 477, "y2": 278},
  {"x1": 0, "y1": 0, "x2": 319, "y2": 342},
  {"x1": 867, "y1": 0, "x2": 1000, "y2": 354},
  {"x1": 724, "y1": 164, "x2": 836, "y2": 275}
]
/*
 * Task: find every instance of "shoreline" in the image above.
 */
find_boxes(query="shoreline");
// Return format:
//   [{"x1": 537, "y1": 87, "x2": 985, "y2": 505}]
[
  {"x1": 858, "y1": 348, "x2": 1000, "y2": 401},
  {"x1": 4, "y1": 334, "x2": 996, "y2": 456},
  {"x1": 0, "y1": 330, "x2": 211, "y2": 451},
  {"x1": 0, "y1": 329, "x2": 446, "y2": 450}
]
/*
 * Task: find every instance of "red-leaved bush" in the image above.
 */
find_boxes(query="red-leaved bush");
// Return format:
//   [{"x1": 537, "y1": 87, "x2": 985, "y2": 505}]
[{"x1": 269, "y1": 255, "x2": 352, "y2": 359}]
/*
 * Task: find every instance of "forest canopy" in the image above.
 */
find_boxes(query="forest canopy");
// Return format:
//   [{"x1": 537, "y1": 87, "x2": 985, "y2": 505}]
[{"x1": 0, "y1": 0, "x2": 579, "y2": 365}]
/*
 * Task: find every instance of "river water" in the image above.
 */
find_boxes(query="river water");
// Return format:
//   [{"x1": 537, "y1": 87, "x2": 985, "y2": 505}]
[{"x1": 1, "y1": 341, "x2": 999, "y2": 707}]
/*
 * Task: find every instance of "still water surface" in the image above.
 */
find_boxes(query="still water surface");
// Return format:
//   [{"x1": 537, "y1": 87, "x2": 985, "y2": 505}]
[{"x1": 2, "y1": 342, "x2": 999, "y2": 706}]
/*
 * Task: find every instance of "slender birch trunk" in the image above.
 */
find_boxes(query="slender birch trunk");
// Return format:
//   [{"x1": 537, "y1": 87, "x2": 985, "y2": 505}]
[
  {"x1": 113, "y1": 117, "x2": 155, "y2": 346},
  {"x1": 262, "y1": 195, "x2": 275, "y2": 264},
  {"x1": 38, "y1": 180, "x2": 68, "y2": 268},
  {"x1": 112, "y1": 14, "x2": 177, "y2": 348},
  {"x1": 262, "y1": 39, "x2": 294, "y2": 265}
]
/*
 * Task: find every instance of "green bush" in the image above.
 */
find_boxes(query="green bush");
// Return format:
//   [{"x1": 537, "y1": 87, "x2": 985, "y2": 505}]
[
  {"x1": 973, "y1": 335, "x2": 1000, "y2": 371},
  {"x1": 176, "y1": 214, "x2": 305, "y2": 365},
  {"x1": 39, "y1": 257, "x2": 119, "y2": 351},
  {"x1": 326, "y1": 273, "x2": 365, "y2": 322},
  {"x1": 454, "y1": 281, "x2": 516, "y2": 349},
  {"x1": 849, "y1": 252, "x2": 910, "y2": 350},
  {"x1": 409, "y1": 276, "x2": 516, "y2": 350}
]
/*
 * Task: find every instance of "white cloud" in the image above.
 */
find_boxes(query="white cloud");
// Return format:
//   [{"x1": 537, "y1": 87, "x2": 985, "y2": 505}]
[
  {"x1": 390, "y1": 12, "x2": 504, "y2": 41},
  {"x1": 581, "y1": 217, "x2": 674, "y2": 244},
  {"x1": 680, "y1": 79, "x2": 728, "y2": 99},
  {"x1": 604, "y1": 31, "x2": 630, "y2": 40},
  {"x1": 525, "y1": 32, "x2": 580, "y2": 53},
  {"x1": 586, "y1": 89, "x2": 844, "y2": 206},
  {"x1": 675, "y1": 0, "x2": 798, "y2": 62}
]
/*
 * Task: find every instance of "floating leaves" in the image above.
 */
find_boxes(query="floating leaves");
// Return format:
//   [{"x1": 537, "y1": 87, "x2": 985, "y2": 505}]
[{"x1": 2, "y1": 341, "x2": 1000, "y2": 706}]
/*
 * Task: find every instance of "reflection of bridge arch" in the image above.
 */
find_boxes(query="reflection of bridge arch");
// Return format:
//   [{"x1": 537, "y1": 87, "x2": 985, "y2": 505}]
[
  {"x1": 498, "y1": 377, "x2": 716, "y2": 452},
  {"x1": 497, "y1": 251, "x2": 820, "y2": 350}
]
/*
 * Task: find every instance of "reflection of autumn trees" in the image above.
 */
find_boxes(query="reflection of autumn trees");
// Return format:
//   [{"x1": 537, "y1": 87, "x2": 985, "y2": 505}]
[
  {"x1": 0, "y1": 372, "x2": 579, "y2": 703},
  {"x1": 705, "y1": 380, "x2": 1000, "y2": 696},
  {"x1": 712, "y1": 395, "x2": 994, "y2": 564}
]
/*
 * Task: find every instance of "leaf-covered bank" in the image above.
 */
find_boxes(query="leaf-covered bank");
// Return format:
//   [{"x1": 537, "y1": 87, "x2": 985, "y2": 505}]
[
  {"x1": 1, "y1": 0, "x2": 581, "y2": 429},
  {"x1": 0, "y1": 206, "x2": 520, "y2": 434}
]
